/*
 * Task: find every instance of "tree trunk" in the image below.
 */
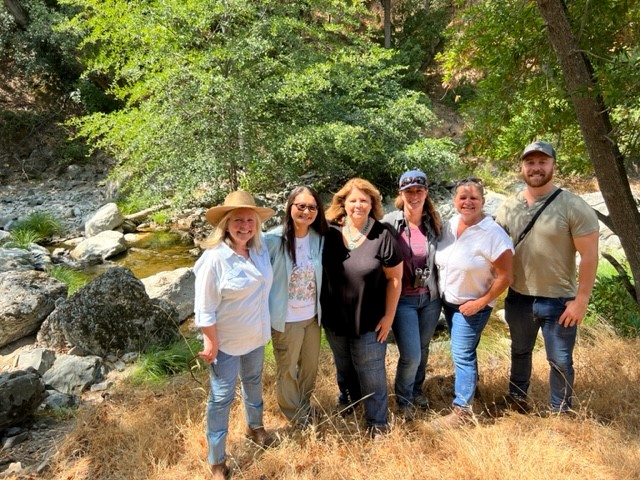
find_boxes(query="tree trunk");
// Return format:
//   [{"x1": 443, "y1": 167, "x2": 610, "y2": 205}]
[
  {"x1": 536, "y1": 0, "x2": 640, "y2": 302},
  {"x1": 382, "y1": 0, "x2": 391, "y2": 49},
  {"x1": 3, "y1": 0, "x2": 29, "y2": 29}
]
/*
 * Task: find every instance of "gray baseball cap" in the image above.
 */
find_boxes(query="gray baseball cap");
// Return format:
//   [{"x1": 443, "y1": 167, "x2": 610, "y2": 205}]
[{"x1": 521, "y1": 140, "x2": 556, "y2": 161}]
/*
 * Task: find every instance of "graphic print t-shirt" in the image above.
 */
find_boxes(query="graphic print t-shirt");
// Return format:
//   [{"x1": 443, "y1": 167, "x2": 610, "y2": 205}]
[{"x1": 287, "y1": 234, "x2": 317, "y2": 322}]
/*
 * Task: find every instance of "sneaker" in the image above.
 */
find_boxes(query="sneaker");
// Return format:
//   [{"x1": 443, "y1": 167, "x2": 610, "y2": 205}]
[
  {"x1": 431, "y1": 406, "x2": 473, "y2": 430},
  {"x1": 413, "y1": 394, "x2": 430, "y2": 410},
  {"x1": 396, "y1": 405, "x2": 416, "y2": 422},
  {"x1": 245, "y1": 426, "x2": 277, "y2": 448},
  {"x1": 210, "y1": 462, "x2": 229, "y2": 480}
]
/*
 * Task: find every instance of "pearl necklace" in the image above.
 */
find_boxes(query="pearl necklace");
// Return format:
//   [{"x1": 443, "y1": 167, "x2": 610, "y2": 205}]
[{"x1": 345, "y1": 216, "x2": 371, "y2": 250}]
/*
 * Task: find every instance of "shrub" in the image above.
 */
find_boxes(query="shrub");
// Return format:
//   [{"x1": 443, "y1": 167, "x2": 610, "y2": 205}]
[
  {"x1": 130, "y1": 338, "x2": 204, "y2": 384},
  {"x1": 48, "y1": 265, "x2": 90, "y2": 296},
  {"x1": 5, "y1": 228, "x2": 44, "y2": 249},
  {"x1": 9, "y1": 211, "x2": 63, "y2": 239},
  {"x1": 586, "y1": 260, "x2": 640, "y2": 337}
]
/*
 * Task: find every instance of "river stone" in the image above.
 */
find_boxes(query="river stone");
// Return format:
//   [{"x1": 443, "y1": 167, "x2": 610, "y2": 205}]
[
  {"x1": 37, "y1": 267, "x2": 180, "y2": 356},
  {"x1": 141, "y1": 267, "x2": 195, "y2": 323},
  {"x1": 70, "y1": 230, "x2": 126, "y2": 262},
  {"x1": 16, "y1": 348, "x2": 57, "y2": 376},
  {"x1": 41, "y1": 355, "x2": 103, "y2": 396},
  {"x1": 0, "y1": 370, "x2": 45, "y2": 430},
  {"x1": 0, "y1": 271, "x2": 67, "y2": 349},
  {"x1": 84, "y1": 202, "x2": 125, "y2": 237}
]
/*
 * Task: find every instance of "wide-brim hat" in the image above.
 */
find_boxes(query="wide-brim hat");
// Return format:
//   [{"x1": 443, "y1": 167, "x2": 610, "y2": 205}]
[{"x1": 205, "y1": 190, "x2": 275, "y2": 226}]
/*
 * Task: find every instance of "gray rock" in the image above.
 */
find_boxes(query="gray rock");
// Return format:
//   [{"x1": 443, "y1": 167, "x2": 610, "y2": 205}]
[
  {"x1": 2, "y1": 431, "x2": 30, "y2": 449},
  {"x1": 0, "y1": 370, "x2": 45, "y2": 430},
  {"x1": 0, "y1": 248, "x2": 36, "y2": 273},
  {"x1": 40, "y1": 390, "x2": 77, "y2": 410},
  {"x1": 0, "y1": 271, "x2": 67, "y2": 348},
  {"x1": 70, "y1": 230, "x2": 126, "y2": 262},
  {"x1": 84, "y1": 203, "x2": 125, "y2": 237},
  {"x1": 16, "y1": 348, "x2": 56, "y2": 375},
  {"x1": 41, "y1": 355, "x2": 103, "y2": 396},
  {"x1": 142, "y1": 267, "x2": 195, "y2": 323},
  {"x1": 37, "y1": 267, "x2": 180, "y2": 356}
]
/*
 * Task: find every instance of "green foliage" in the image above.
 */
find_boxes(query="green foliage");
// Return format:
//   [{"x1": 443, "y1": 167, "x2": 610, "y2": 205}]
[
  {"x1": 48, "y1": 265, "x2": 90, "y2": 296},
  {"x1": 4, "y1": 228, "x2": 44, "y2": 249},
  {"x1": 586, "y1": 260, "x2": 640, "y2": 338},
  {"x1": 0, "y1": 0, "x2": 82, "y2": 89},
  {"x1": 9, "y1": 211, "x2": 63, "y2": 239},
  {"x1": 131, "y1": 338, "x2": 203, "y2": 384},
  {"x1": 437, "y1": 0, "x2": 640, "y2": 171},
  {"x1": 59, "y1": 0, "x2": 456, "y2": 208},
  {"x1": 148, "y1": 210, "x2": 171, "y2": 226}
]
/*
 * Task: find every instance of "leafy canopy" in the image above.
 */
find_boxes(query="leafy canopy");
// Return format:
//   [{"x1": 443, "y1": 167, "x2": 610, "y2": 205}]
[
  {"x1": 437, "y1": 0, "x2": 640, "y2": 172},
  {"x1": 60, "y1": 0, "x2": 457, "y2": 206}
]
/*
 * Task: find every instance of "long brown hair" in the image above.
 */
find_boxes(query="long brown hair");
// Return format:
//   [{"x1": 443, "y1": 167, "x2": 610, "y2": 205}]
[
  {"x1": 325, "y1": 178, "x2": 384, "y2": 225},
  {"x1": 394, "y1": 194, "x2": 442, "y2": 237}
]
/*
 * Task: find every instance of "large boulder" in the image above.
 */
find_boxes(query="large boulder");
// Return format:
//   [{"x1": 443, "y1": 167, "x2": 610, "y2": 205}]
[
  {"x1": 0, "y1": 370, "x2": 45, "y2": 430},
  {"x1": 84, "y1": 202, "x2": 125, "y2": 237},
  {"x1": 70, "y1": 230, "x2": 127, "y2": 263},
  {"x1": 37, "y1": 267, "x2": 180, "y2": 356},
  {"x1": 141, "y1": 267, "x2": 195, "y2": 323},
  {"x1": 0, "y1": 271, "x2": 67, "y2": 348}
]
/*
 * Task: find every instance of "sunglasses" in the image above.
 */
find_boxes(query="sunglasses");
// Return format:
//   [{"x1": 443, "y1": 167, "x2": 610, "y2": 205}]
[
  {"x1": 293, "y1": 203, "x2": 318, "y2": 213},
  {"x1": 455, "y1": 176, "x2": 484, "y2": 187},
  {"x1": 399, "y1": 176, "x2": 427, "y2": 188}
]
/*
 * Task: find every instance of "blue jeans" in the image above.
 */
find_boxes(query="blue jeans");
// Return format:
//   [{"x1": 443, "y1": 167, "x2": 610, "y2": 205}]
[
  {"x1": 443, "y1": 300, "x2": 492, "y2": 409},
  {"x1": 505, "y1": 289, "x2": 576, "y2": 412},
  {"x1": 392, "y1": 294, "x2": 442, "y2": 407},
  {"x1": 206, "y1": 347, "x2": 265, "y2": 465},
  {"x1": 324, "y1": 329, "x2": 388, "y2": 427}
]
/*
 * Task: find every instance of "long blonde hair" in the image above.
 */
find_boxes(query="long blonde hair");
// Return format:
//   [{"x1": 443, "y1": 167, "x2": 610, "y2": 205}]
[
  {"x1": 325, "y1": 178, "x2": 384, "y2": 225},
  {"x1": 201, "y1": 209, "x2": 264, "y2": 250}
]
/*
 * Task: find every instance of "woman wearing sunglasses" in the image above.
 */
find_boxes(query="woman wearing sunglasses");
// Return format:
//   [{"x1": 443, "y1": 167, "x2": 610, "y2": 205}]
[
  {"x1": 382, "y1": 170, "x2": 442, "y2": 419},
  {"x1": 433, "y1": 177, "x2": 513, "y2": 428},
  {"x1": 265, "y1": 186, "x2": 328, "y2": 429}
]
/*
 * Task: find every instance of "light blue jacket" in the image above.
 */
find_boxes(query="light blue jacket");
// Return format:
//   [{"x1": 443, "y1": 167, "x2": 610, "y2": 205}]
[{"x1": 264, "y1": 226, "x2": 324, "y2": 332}]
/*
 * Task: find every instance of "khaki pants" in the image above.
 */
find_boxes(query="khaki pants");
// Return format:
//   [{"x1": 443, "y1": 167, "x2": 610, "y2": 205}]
[{"x1": 271, "y1": 317, "x2": 321, "y2": 423}]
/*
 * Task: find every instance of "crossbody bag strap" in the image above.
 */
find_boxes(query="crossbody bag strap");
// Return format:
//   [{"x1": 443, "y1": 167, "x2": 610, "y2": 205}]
[{"x1": 514, "y1": 188, "x2": 563, "y2": 248}]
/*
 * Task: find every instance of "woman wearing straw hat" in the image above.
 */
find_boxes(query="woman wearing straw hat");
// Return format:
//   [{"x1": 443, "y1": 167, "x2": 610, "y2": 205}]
[{"x1": 194, "y1": 190, "x2": 276, "y2": 480}]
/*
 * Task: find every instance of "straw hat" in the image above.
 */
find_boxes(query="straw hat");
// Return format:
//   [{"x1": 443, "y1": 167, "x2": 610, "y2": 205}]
[{"x1": 205, "y1": 190, "x2": 275, "y2": 226}]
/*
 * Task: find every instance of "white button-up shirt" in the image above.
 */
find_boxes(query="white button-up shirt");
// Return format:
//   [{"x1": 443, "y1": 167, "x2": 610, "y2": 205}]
[{"x1": 194, "y1": 239, "x2": 273, "y2": 356}]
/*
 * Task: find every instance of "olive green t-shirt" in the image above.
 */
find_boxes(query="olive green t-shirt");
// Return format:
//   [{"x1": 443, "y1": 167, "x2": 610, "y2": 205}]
[{"x1": 495, "y1": 188, "x2": 599, "y2": 298}]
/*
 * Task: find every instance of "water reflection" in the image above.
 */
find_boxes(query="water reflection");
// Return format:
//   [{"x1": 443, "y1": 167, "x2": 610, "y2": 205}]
[{"x1": 82, "y1": 231, "x2": 199, "y2": 280}]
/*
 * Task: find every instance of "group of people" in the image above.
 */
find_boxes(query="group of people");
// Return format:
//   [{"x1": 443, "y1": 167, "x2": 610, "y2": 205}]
[{"x1": 193, "y1": 140, "x2": 599, "y2": 478}]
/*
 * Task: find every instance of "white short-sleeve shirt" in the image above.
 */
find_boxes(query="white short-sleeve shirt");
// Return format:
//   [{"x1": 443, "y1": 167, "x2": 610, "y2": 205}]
[{"x1": 435, "y1": 215, "x2": 513, "y2": 306}]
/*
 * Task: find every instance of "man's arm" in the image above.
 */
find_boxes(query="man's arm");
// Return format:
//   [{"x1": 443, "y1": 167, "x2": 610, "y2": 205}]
[{"x1": 558, "y1": 231, "x2": 599, "y2": 327}]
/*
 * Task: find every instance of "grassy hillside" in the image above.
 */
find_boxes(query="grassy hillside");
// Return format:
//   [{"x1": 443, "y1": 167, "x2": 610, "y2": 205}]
[{"x1": 40, "y1": 323, "x2": 640, "y2": 480}]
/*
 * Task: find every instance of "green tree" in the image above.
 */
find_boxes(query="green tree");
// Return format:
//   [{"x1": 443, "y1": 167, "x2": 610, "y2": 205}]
[
  {"x1": 438, "y1": 0, "x2": 640, "y2": 302},
  {"x1": 60, "y1": 0, "x2": 457, "y2": 207},
  {"x1": 437, "y1": 0, "x2": 640, "y2": 172}
]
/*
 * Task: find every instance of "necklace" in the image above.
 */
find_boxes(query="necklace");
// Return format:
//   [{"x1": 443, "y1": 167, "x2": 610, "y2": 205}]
[{"x1": 345, "y1": 216, "x2": 371, "y2": 250}]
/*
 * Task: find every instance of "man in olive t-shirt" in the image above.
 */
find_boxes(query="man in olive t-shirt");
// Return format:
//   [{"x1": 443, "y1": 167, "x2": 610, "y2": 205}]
[{"x1": 495, "y1": 141, "x2": 599, "y2": 413}]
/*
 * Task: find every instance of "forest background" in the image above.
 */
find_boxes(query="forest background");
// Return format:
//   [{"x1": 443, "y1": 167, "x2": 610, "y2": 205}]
[{"x1": 1, "y1": 0, "x2": 640, "y2": 479}]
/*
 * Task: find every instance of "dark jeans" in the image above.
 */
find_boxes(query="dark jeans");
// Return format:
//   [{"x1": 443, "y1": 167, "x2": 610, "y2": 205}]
[
  {"x1": 505, "y1": 289, "x2": 577, "y2": 412},
  {"x1": 392, "y1": 293, "x2": 442, "y2": 407},
  {"x1": 325, "y1": 329, "x2": 389, "y2": 427}
]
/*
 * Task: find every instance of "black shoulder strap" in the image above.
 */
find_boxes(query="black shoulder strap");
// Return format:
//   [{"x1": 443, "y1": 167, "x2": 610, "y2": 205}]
[{"x1": 514, "y1": 188, "x2": 563, "y2": 248}]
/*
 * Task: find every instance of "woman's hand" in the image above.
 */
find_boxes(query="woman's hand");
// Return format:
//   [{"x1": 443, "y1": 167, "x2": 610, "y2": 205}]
[
  {"x1": 459, "y1": 299, "x2": 486, "y2": 317},
  {"x1": 375, "y1": 314, "x2": 394, "y2": 343},
  {"x1": 198, "y1": 325, "x2": 219, "y2": 365}
]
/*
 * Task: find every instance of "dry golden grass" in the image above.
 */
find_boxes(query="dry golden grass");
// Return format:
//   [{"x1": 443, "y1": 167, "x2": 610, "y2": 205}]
[{"x1": 31, "y1": 323, "x2": 640, "y2": 480}]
